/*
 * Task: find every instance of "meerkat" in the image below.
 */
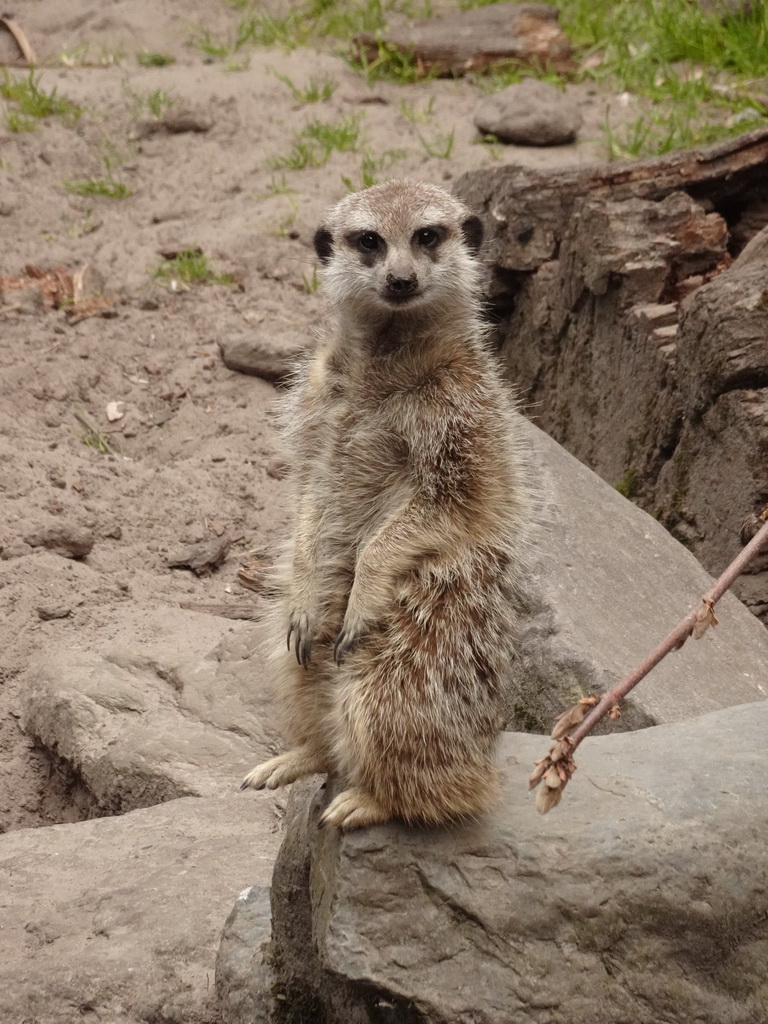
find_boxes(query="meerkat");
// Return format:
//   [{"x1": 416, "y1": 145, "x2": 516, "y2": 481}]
[{"x1": 240, "y1": 180, "x2": 537, "y2": 830}]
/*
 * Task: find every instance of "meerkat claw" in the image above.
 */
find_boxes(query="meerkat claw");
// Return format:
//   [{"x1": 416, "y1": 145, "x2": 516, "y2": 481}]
[
  {"x1": 287, "y1": 613, "x2": 313, "y2": 666},
  {"x1": 333, "y1": 629, "x2": 359, "y2": 666}
]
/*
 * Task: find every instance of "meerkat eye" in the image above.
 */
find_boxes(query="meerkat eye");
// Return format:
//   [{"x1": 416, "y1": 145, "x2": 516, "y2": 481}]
[
  {"x1": 357, "y1": 232, "x2": 382, "y2": 252},
  {"x1": 414, "y1": 227, "x2": 441, "y2": 249}
]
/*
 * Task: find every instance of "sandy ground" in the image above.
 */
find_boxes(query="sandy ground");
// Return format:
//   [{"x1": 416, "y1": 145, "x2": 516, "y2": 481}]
[{"x1": 0, "y1": 0, "x2": 624, "y2": 833}]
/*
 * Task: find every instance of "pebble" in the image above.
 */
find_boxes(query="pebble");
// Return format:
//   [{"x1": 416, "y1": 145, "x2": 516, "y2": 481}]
[
  {"x1": 218, "y1": 333, "x2": 310, "y2": 384},
  {"x1": 474, "y1": 79, "x2": 583, "y2": 146},
  {"x1": 167, "y1": 535, "x2": 230, "y2": 576},
  {"x1": 23, "y1": 521, "x2": 95, "y2": 559},
  {"x1": 37, "y1": 602, "x2": 72, "y2": 621}
]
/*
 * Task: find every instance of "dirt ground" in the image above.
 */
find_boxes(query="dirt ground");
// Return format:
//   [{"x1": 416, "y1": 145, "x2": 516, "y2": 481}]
[{"x1": 0, "y1": 0, "x2": 630, "y2": 835}]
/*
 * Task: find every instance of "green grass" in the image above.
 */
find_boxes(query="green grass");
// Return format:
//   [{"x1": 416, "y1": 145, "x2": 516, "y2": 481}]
[
  {"x1": 1, "y1": 71, "x2": 82, "y2": 129},
  {"x1": 269, "y1": 114, "x2": 362, "y2": 170},
  {"x1": 349, "y1": 38, "x2": 435, "y2": 83},
  {"x1": 153, "y1": 249, "x2": 234, "y2": 286},
  {"x1": 416, "y1": 127, "x2": 455, "y2": 159},
  {"x1": 461, "y1": 0, "x2": 768, "y2": 158},
  {"x1": 615, "y1": 467, "x2": 638, "y2": 499},
  {"x1": 146, "y1": 89, "x2": 174, "y2": 118},
  {"x1": 398, "y1": 96, "x2": 435, "y2": 123},
  {"x1": 341, "y1": 147, "x2": 406, "y2": 190},
  {"x1": 302, "y1": 265, "x2": 320, "y2": 292},
  {"x1": 188, "y1": 0, "x2": 432, "y2": 65},
  {"x1": 137, "y1": 50, "x2": 175, "y2": 67},
  {"x1": 64, "y1": 178, "x2": 133, "y2": 199},
  {"x1": 271, "y1": 71, "x2": 337, "y2": 103}
]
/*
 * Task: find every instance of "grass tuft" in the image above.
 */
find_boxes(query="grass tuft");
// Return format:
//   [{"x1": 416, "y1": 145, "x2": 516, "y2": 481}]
[
  {"x1": 269, "y1": 114, "x2": 362, "y2": 170},
  {"x1": 137, "y1": 50, "x2": 176, "y2": 67},
  {"x1": 153, "y1": 249, "x2": 234, "y2": 286},
  {"x1": 1, "y1": 71, "x2": 82, "y2": 129},
  {"x1": 64, "y1": 179, "x2": 133, "y2": 199},
  {"x1": 271, "y1": 70, "x2": 337, "y2": 103}
]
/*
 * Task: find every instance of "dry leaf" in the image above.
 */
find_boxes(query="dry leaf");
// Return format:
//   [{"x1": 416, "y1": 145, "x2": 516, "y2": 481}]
[
  {"x1": 551, "y1": 694, "x2": 598, "y2": 739},
  {"x1": 549, "y1": 737, "x2": 574, "y2": 764},
  {"x1": 535, "y1": 784, "x2": 562, "y2": 814},
  {"x1": 692, "y1": 597, "x2": 719, "y2": 639},
  {"x1": 528, "y1": 758, "x2": 549, "y2": 790}
]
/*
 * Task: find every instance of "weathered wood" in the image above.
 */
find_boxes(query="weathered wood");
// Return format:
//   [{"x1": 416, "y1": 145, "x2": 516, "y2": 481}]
[
  {"x1": 455, "y1": 129, "x2": 768, "y2": 625},
  {"x1": 456, "y1": 128, "x2": 768, "y2": 271},
  {"x1": 0, "y1": 17, "x2": 38, "y2": 66},
  {"x1": 355, "y1": 2, "x2": 573, "y2": 78}
]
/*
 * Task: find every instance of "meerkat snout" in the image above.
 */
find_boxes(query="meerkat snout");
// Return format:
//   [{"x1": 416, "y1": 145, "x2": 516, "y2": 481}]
[{"x1": 384, "y1": 268, "x2": 418, "y2": 301}]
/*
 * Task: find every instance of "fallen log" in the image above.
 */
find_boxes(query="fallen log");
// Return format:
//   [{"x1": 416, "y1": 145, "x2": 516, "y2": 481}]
[{"x1": 455, "y1": 128, "x2": 768, "y2": 625}]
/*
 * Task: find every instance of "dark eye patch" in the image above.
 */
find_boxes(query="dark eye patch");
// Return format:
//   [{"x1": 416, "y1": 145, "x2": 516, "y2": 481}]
[
  {"x1": 413, "y1": 225, "x2": 446, "y2": 249},
  {"x1": 346, "y1": 230, "x2": 385, "y2": 257}
]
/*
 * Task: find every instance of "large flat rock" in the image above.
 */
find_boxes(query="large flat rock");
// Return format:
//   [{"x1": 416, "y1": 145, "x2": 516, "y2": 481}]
[
  {"x1": 0, "y1": 796, "x2": 280, "y2": 1024},
  {"x1": 508, "y1": 420, "x2": 768, "y2": 732},
  {"x1": 20, "y1": 623, "x2": 282, "y2": 815},
  {"x1": 234, "y1": 701, "x2": 768, "y2": 1024}
]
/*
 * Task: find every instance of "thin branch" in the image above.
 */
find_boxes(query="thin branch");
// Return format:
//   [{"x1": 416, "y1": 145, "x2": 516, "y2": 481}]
[{"x1": 530, "y1": 513, "x2": 768, "y2": 813}]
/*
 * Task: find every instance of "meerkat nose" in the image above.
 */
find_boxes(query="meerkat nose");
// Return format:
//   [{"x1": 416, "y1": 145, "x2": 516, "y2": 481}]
[{"x1": 385, "y1": 271, "x2": 418, "y2": 296}]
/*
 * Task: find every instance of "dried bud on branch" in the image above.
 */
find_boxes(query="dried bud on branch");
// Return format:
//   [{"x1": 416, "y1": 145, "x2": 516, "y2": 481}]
[
  {"x1": 530, "y1": 744, "x2": 577, "y2": 814},
  {"x1": 551, "y1": 694, "x2": 598, "y2": 740},
  {"x1": 692, "y1": 597, "x2": 719, "y2": 640}
]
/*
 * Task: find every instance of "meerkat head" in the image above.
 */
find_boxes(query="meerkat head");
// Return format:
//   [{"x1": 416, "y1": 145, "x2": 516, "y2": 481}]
[{"x1": 313, "y1": 180, "x2": 484, "y2": 319}]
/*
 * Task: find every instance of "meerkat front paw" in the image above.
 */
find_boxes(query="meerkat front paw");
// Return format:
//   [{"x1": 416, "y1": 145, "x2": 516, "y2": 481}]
[
  {"x1": 319, "y1": 786, "x2": 390, "y2": 829},
  {"x1": 286, "y1": 610, "x2": 314, "y2": 667},
  {"x1": 240, "y1": 747, "x2": 328, "y2": 791}
]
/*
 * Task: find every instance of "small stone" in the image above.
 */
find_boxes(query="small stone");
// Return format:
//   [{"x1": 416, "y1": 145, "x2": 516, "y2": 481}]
[
  {"x1": 167, "y1": 535, "x2": 230, "y2": 576},
  {"x1": 106, "y1": 401, "x2": 126, "y2": 422},
  {"x1": 37, "y1": 602, "x2": 72, "y2": 621},
  {"x1": 24, "y1": 521, "x2": 95, "y2": 559},
  {"x1": 474, "y1": 79, "x2": 583, "y2": 146},
  {"x1": 218, "y1": 333, "x2": 310, "y2": 384}
]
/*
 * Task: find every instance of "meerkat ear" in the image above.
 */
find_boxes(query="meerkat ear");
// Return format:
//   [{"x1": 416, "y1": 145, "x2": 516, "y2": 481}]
[
  {"x1": 461, "y1": 215, "x2": 483, "y2": 255},
  {"x1": 314, "y1": 227, "x2": 334, "y2": 264}
]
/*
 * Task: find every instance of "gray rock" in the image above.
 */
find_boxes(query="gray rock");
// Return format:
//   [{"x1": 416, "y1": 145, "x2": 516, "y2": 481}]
[
  {"x1": 36, "y1": 601, "x2": 72, "y2": 620},
  {"x1": 474, "y1": 79, "x2": 583, "y2": 146},
  {"x1": 509, "y1": 421, "x2": 768, "y2": 733},
  {"x1": 167, "y1": 533, "x2": 231, "y2": 575},
  {"x1": 219, "y1": 332, "x2": 309, "y2": 384},
  {"x1": 734, "y1": 221, "x2": 768, "y2": 268},
  {"x1": 0, "y1": 796, "x2": 280, "y2": 1024},
  {"x1": 216, "y1": 885, "x2": 278, "y2": 1024},
  {"x1": 253, "y1": 701, "x2": 768, "y2": 1024},
  {"x1": 23, "y1": 517, "x2": 95, "y2": 558},
  {"x1": 20, "y1": 624, "x2": 283, "y2": 813}
]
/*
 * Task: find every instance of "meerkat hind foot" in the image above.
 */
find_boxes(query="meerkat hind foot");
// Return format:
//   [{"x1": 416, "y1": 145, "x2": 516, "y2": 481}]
[
  {"x1": 240, "y1": 747, "x2": 327, "y2": 792},
  {"x1": 319, "y1": 787, "x2": 390, "y2": 830}
]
